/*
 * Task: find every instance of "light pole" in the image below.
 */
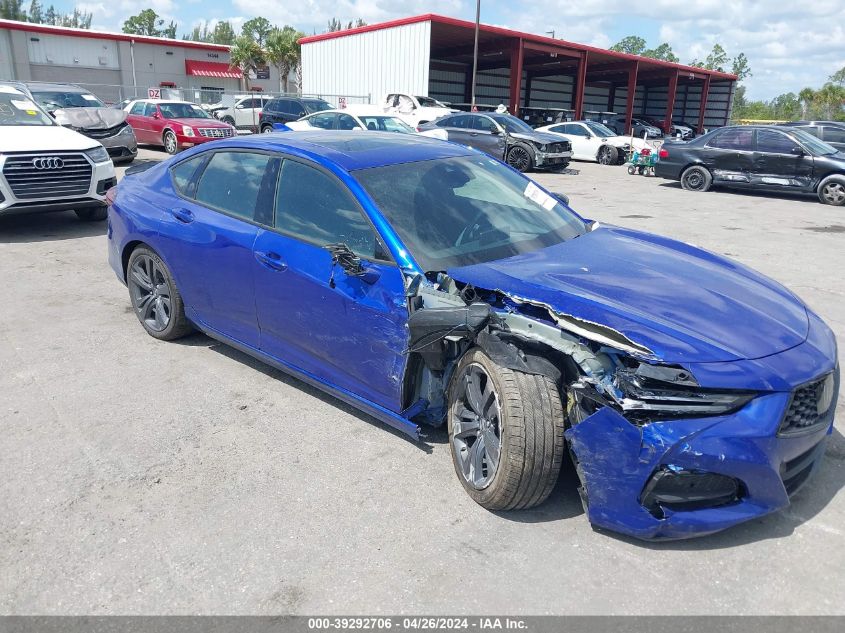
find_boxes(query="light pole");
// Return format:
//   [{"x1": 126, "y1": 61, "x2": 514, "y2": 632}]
[{"x1": 470, "y1": 0, "x2": 481, "y2": 111}]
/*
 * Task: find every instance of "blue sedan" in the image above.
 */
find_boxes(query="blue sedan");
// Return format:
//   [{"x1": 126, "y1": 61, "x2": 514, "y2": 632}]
[{"x1": 108, "y1": 132, "x2": 838, "y2": 540}]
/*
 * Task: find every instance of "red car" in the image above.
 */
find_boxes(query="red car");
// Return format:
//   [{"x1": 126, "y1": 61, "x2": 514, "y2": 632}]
[{"x1": 123, "y1": 100, "x2": 235, "y2": 154}]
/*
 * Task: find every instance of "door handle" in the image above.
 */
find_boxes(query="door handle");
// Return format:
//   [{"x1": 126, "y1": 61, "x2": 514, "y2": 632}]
[
  {"x1": 255, "y1": 250, "x2": 287, "y2": 271},
  {"x1": 170, "y1": 207, "x2": 194, "y2": 223}
]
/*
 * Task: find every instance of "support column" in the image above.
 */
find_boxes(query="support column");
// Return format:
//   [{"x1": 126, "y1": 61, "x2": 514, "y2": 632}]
[
  {"x1": 573, "y1": 51, "x2": 587, "y2": 119},
  {"x1": 624, "y1": 62, "x2": 638, "y2": 134},
  {"x1": 664, "y1": 70, "x2": 679, "y2": 134},
  {"x1": 696, "y1": 75, "x2": 711, "y2": 134},
  {"x1": 509, "y1": 39, "x2": 524, "y2": 115},
  {"x1": 607, "y1": 84, "x2": 616, "y2": 112}
]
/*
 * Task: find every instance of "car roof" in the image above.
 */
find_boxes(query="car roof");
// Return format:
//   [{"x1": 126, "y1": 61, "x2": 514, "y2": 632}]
[
  {"x1": 0, "y1": 83, "x2": 25, "y2": 95},
  {"x1": 217, "y1": 131, "x2": 475, "y2": 171},
  {"x1": 23, "y1": 82, "x2": 86, "y2": 92}
]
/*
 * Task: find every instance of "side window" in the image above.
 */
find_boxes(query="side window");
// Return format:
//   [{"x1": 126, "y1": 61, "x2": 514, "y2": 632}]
[
  {"x1": 129, "y1": 102, "x2": 145, "y2": 115},
  {"x1": 310, "y1": 113, "x2": 336, "y2": 129},
  {"x1": 798, "y1": 126, "x2": 821, "y2": 139},
  {"x1": 337, "y1": 113, "x2": 360, "y2": 130},
  {"x1": 275, "y1": 99, "x2": 291, "y2": 114},
  {"x1": 549, "y1": 125, "x2": 567, "y2": 134},
  {"x1": 756, "y1": 129, "x2": 799, "y2": 154},
  {"x1": 275, "y1": 160, "x2": 383, "y2": 260},
  {"x1": 822, "y1": 126, "x2": 845, "y2": 144},
  {"x1": 474, "y1": 116, "x2": 499, "y2": 133},
  {"x1": 195, "y1": 152, "x2": 276, "y2": 222},
  {"x1": 449, "y1": 115, "x2": 471, "y2": 129},
  {"x1": 170, "y1": 155, "x2": 206, "y2": 197},
  {"x1": 144, "y1": 103, "x2": 158, "y2": 117},
  {"x1": 707, "y1": 128, "x2": 753, "y2": 150},
  {"x1": 291, "y1": 101, "x2": 307, "y2": 117},
  {"x1": 436, "y1": 116, "x2": 453, "y2": 128}
]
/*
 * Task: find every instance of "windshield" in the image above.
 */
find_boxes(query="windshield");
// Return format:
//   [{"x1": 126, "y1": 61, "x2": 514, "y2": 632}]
[
  {"x1": 303, "y1": 100, "x2": 332, "y2": 114},
  {"x1": 489, "y1": 113, "x2": 535, "y2": 134},
  {"x1": 358, "y1": 116, "x2": 415, "y2": 133},
  {"x1": 0, "y1": 91, "x2": 54, "y2": 126},
  {"x1": 32, "y1": 90, "x2": 105, "y2": 110},
  {"x1": 159, "y1": 103, "x2": 209, "y2": 119},
  {"x1": 584, "y1": 121, "x2": 616, "y2": 137},
  {"x1": 792, "y1": 128, "x2": 838, "y2": 155},
  {"x1": 414, "y1": 96, "x2": 445, "y2": 108},
  {"x1": 355, "y1": 155, "x2": 586, "y2": 272}
]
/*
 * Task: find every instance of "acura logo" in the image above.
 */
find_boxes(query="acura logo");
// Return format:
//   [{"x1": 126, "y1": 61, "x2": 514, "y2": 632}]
[{"x1": 32, "y1": 157, "x2": 64, "y2": 170}]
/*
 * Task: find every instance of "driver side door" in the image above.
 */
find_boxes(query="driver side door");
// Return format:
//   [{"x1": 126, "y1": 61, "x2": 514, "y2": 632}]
[{"x1": 252, "y1": 157, "x2": 408, "y2": 412}]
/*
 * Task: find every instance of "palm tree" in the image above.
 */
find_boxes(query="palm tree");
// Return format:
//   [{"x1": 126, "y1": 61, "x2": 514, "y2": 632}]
[
  {"x1": 798, "y1": 87, "x2": 815, "y2": 119},
  {"x1": 229, "y1": 35, "x2": 265, "y2": 91},
  {"x1": 265, "y1": 27, "x2": 298, "y2": 93},
  {"x1": 816, "y1": 83, "x2": 845, "y2": 120}
]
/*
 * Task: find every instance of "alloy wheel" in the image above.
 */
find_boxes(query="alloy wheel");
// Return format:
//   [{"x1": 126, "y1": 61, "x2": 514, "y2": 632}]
[
  {"x1": 821, "y1": 182, "x2": 845, "y2": 205},
  {"x1": 598, "y1": 146, "x2": 613, "y2": 165},
  {"x1": 164, "y1": 132, "x2": 177, "y2": 154},
  {"x1": 452, "y1": 363, "x2": 502, "y2": 490},
  {"x1": 507, "y1": 146, "x2": 531, "y2": 172},
  {"x1": 128, "y1": 254, "x2": 172, "y2": 332}
]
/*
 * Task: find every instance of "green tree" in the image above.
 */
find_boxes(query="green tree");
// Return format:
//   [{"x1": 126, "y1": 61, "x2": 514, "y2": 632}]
[
  {"x1": 184, "y1": 21, "x2": 211, "y2": 42},
  {"x1": 43, "y1": 3, "x2": 54, "y2": 23},
  {"x1": 693, "y1": 43, "x2": 730, "y2": 72},
  {"x1": 769, "y1": 92, "x2": 801, "y2": 120},
  {"x1": 27, "y1": 0, "x2": 41, "y2": 22},
  {"x1": 830, "y1": 65, "x2": 845, "y2": 87},
  {"x1": 266, "y1": 26, "x2": 302, "y2": 93},
  {"x1": 122, "y1": 9, "x2": 176, "y2": 38},
  {"x1": 212, "y1": 21, "x2": 236, "y2": 45},
  {"x1": 241, "y1": 16, "x2": 272, "y2": 47},
  {"x1": 815, "y1": 82, "x2": 845, "y2": 119},
  {"x1": 731, "y1": 52, "x2": 752, "y2": 82},
  {"x1": 229, "y1": 34, "x2": 265, "y2": 91},
  {"x1": 326, "y1": 17, "x2": 366, "y2": 33},
  {"x1": 610, "y1": 35, "x2": 647, "y2": 56},
  {"x1": 798, "y1": 87, "x2": 816, "y2": 119},
  {"x1": 643, "y1": 42, "x2": 679, "y2": 63},
  {"x1": 0, "y1": 0, "x2": 26, "y2": 20}
]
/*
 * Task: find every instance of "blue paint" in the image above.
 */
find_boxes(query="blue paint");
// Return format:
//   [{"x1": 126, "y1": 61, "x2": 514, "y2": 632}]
[{"x1": 108, "y1": 132, "x2": 839, "y2": 540}]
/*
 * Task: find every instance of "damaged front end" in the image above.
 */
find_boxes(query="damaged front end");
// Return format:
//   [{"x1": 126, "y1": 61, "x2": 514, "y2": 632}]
[{"x1": 403, "y1": 271, "x2": 838, "y2": 540}]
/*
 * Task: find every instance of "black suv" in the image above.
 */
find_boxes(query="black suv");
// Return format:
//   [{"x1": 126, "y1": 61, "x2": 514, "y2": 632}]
[
  {"x1": 258, "y1": 97, "x2": 333, "y2": 132},
  {"x1": 779, "y1": 121, "x2": 845, "y2": 152}
]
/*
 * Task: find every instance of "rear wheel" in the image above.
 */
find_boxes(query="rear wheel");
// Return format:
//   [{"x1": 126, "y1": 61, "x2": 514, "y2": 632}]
[
  {"x1": 597, "y1": 145, "x2": 617, "y2": 165},
  {"x1": 506, "y1": 145, "x2": 534, "y2": 173},
  {"x1": 681, "y1": 165, "x2": 712, "y2": 192},
  {"x1": 261, "y1": 124, "x2": 275, "y2": 133},
  {"x1": 818, "y1": 176, "x2": 845, "y2": 206},
  {"x1": 126, "y1": 246, "x2": 192, "y2": 341},
  {"x1": 75, "y1": 206, "x2": 107, "y2": 221},
  {"x1": 447, "y1": 348, "x2": 565, "y2": 510},
  {"x1": 163, "y1": 130, "x2": 178, "y2": 155}
]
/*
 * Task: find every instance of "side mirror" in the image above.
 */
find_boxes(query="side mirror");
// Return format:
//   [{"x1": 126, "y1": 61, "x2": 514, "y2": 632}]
[
  {"x1": 791, "y1": 147, "x2": 805, "y2": 156},
  {"x1": 325, "y1": 243, "x2": 380, "y2": 285},
  {"x1": 490, "y1": 128, "x2": 502, "y2": 135},
  {"x1": 152, "y1": 112, "x2": 160, "y2": 119},
  {"x1": 551, "y1": 192, "x2": 570, "y2": 205}
]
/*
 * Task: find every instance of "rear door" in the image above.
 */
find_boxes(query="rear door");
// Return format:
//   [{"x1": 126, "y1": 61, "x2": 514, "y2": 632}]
[
  {"x1": 146, "y1": 103, "x2": 167, "y2": 145},
  {"x1": 126, "y1": 101, "x2": 151, "y2": 143},
  {"x1": 752, "y1": 129, "x2": 814, "y2": 190},
  {"x1": 442, "y1": 114, "x2": 474, "y2": 146},
  {"x1": 252, "y1": 158, "x2": 407, "y2": 411},
  {"x1": 820, "y1": 125, "x2": 845, "y2": 152},
  {"x1": 701, "y1": 127, "x2": 755, "y2": 185},
  {"x1": 156, "y1": 150, "x2": 280, "y2": 347},
  {"x1": 468, "y1": 115, "x2": 507, "y2": 159}
]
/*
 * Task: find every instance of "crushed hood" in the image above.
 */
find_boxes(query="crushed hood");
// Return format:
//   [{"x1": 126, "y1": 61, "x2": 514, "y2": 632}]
[
  {"x1": 510, "y1": 131, "x2": 565, "y2": 145},
  {"x1": 447, "y1": 226, "x2": 809, "y2": 363},
  {"x1": 54, "y1": 107, "x2": 127, "y2": 129},
  {"x1": 0, "y1": 124, "x2": 99, "y2": 153}
]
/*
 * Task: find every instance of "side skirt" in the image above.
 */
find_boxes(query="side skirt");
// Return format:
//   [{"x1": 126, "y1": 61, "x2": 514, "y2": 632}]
[{"x1": 195, "y1": 322, "x2": 422, "y2": 440}]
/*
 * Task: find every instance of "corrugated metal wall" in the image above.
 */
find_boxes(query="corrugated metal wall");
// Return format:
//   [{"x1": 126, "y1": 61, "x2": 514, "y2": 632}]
[{"x1": 302, "y1": 21, "x2": 431, "y2": 102}]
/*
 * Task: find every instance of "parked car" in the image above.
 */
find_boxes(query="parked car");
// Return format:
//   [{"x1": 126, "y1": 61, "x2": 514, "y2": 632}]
[
  {"x1": 655, "y1": 124, "x2": 845, "y2": 206},
  {"x1": 284, "y1": 109, "x2": 416, "y2": 133},
  {"x1": 108, "y1": 131, "x2": 838, "y2": 540},
  {"x1": 257, "y1": 96, "x2": 333, "y2": 132},
  {"x1": 535, "y1": 120, "x2": 647, "y2": 164},
  {"x1": 345, "y1": 93, "x2": 457, "y2": 128},
  {"x1": 418, "y1": 112, "x2": 572, "y2": 172},
  {"x1": 637, "y1": 115, "x2": 693, "y2": 140},
  {"x1": 123, "y1": 100, "x2": 235, "y2": 154},
  {"x1": 18, "y1": 82, "x2": 137, "y2": 163},
  {"x1": 779, "y1": 121, "x2": 845, "y2": 152},
  {"x1": 210, "y1": 94, "x2": 272, "y2": 133},
  {"x1": 602, "y1": 115, "x2": 663, "y2": 138},
  {"x1": 0, "y1": 84, "x2": 116, "y2": 221}
]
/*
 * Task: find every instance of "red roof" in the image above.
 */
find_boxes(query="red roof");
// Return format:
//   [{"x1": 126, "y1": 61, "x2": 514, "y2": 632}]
[
  {"x1": 185, "y1": 60, "x2": 240, "y2": 79},
  {"x1": 299, "y1": 14, "x2": 737, "y2": 81},
  {"x1": 0, "y1": 18, "x2": 230, "y2": 52}
]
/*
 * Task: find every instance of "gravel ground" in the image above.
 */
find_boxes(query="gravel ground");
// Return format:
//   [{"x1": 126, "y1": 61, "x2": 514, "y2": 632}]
[{"x1": 1, "y1": 146, "x2": 843, "y2": 615}]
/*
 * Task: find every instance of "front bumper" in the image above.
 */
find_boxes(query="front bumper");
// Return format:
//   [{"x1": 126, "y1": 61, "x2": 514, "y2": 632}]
[
  {"x1": 565, "y1": 320, "x2": 839, "y2": 540},
  {"x1": 535, "y1": 150, "x2": 572, "y2": 168},
  {"x1": 99, "y1": 135, "x2": 138, "y2": 163}
]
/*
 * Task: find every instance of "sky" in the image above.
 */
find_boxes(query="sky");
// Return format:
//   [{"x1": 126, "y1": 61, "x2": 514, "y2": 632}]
[{"x1": 56, "y1": 0, "x2": 845, "y2": 100}]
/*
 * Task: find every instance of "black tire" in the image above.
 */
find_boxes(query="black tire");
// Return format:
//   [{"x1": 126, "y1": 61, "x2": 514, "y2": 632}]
[
  {"x1": 163, "y1": 130, "x2": 178, "y2": 155},
  {"x1": 261, "y1": 124, "x2": 275, "y2": 134},
  {"x1": 75, "y1": 205, "x2": 108, "y2": 221},
  {"x1": 447, "y1": 348, "x2": 565, "y2": 511},
  {"x1": 221, "y1": 116, "x2": 235, "y2": 126},
  {"x1": 818, "y1": 175, "x2": 845, "y2": 206},
  {"x1": 126, "y1": 246, "x2": 192, "y2": 341},
  {"x1": 597, "y1": 145, "x2": 617, "y2": 165},
  {"x1": 506, "y1": 144, "x2": 534, "y2": 173},
  {"x1": 681, "y1": 165, "x2": 712, "y2": 192}
]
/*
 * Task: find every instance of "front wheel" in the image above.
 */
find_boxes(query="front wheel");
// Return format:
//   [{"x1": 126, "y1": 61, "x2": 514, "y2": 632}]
[
  {"x1": 818, "y1": 176, "x2": 845, "y2": 206},
  {"x1": 126, "y1": 246, "x2": 193, "y2": 341},
  {"x1": 681, "y1": 165, "x2": 712, "y2": 192},
  {"x1": 597, "y1": 145, "x2": 617, "y2": 165},
  {"x1": 506, "y1": 145, "x2": 534, "y2": 173},
  {"x1": 163, "y1": 130, "x2": 178, "y2": 155},
  {"x1": 447, "y1": 348, "x2": 565, "y2": 511},
  {"x1": 261, "y1": 125, "x2": 275, "y2": 133}
]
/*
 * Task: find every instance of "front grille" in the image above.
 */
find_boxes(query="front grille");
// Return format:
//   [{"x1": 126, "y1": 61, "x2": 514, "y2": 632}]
[
  {"x1": 78, "y1": 123, "x2": 127, "y2": 139},
  {"x1": 2, "y1": 152, "x2": 93, "y2": 200},
  {"x1": 778, "y1": 371, "x2": 837, "y2": 436},
  {"x1": 198, "y1": 128, "x2": 234, "y2": 138},
  {"x1": 546, "y1": 141, "x2": 570, "y2": 153}
]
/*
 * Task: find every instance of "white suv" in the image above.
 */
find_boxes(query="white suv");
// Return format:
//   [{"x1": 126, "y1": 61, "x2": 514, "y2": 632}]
[
  {"x1": 0, "y1": 84, "x2": 116, "y2": 221},
  {"x1": 212, "y1": 94, "x2": 271, "y2": 133}
]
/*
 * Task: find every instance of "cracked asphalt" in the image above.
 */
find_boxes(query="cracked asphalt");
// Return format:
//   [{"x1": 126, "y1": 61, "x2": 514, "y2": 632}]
[{"x1": 1, "y1": 147, "x2": 843, "y2": 615}]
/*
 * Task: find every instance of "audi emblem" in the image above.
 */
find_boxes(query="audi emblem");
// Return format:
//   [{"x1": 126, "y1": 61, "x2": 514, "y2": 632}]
[{"x1": 32, "y1": 157, "x2": 64, "y2": 170}]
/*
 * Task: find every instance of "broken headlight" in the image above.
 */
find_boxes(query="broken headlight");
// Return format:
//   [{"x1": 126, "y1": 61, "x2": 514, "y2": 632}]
[{"x1": 615, "y1": 364, "x2": 755, "y2": 421}]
